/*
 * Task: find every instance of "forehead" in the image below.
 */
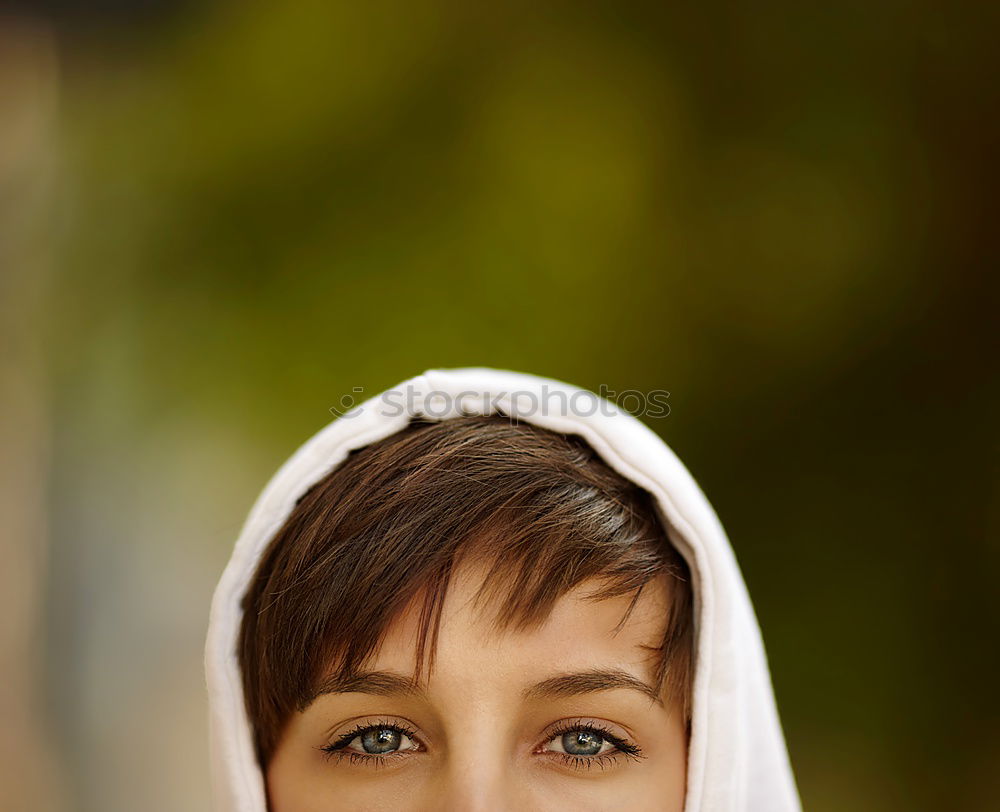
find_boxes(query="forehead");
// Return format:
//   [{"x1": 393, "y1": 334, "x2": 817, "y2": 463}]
[{"x1": 367, "y1": 558, "x2": 672, "y2": 688}]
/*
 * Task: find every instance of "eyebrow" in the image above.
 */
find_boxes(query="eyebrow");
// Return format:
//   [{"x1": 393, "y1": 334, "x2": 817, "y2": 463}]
[
  {"x1": 307, "y1": 667, "x2": 663, "y2": 708},
  {"x1": 524, "y1": 669, "x2": 663, "y2": 706},
  {"x1": 308, "y1": 670, "x2": 427, "y2": 704}
]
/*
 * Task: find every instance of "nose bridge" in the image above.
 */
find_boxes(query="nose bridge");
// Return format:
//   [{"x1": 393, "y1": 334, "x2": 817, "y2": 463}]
[
  {"x1": 436, "y1": 751, "x2": 514, "y2": 812},
  {"x1": 432, "y1": 701, "x2": 527, "y2": 812},
  {"x1": 421, "y1": 582, "x2": 532, "y2": 811},
  {"x1": 440, "y1": 750, "x2": 508, "y2": 812}
]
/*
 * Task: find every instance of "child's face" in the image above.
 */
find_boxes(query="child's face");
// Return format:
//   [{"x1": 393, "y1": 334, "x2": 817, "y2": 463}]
[{"x1": 265, "y1": 560, "x2": 688, "y2": 811}]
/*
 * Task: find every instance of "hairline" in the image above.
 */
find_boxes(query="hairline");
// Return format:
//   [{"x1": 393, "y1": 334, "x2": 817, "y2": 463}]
[{"x1": 293, "y1": 562, "x2": 677, "y2": 713}]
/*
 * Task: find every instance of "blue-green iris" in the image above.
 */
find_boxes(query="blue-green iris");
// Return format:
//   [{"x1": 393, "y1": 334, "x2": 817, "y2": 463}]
[
  {"x1": 360, "y1": 728, "x2": 402, "y2": 754},
  {"x1": 563, "y1": 730, "x2": 603, "y2": 756}
]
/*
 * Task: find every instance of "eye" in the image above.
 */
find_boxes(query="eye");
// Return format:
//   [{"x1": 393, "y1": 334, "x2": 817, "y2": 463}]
[
  {"x1": 546, "y1": 728, "x2": 616, "y2": 757},
  {"x1": 346, "y1": 726, "x2": 417, "y2": 755},
  {"x1": 539, "y1": 719, "x2": 645, "y2": 771},
  {"x1": 319, "y1": 719, "x2": 422, "y2": 767}
]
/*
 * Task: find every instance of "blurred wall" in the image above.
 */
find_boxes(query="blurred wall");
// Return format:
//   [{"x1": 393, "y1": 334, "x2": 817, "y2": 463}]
[
  {"x1": 1, "y1": 1, "x2": 996, "y2": 810},
  {"x1": 0, "y1": 16, "x2": 63, "y2": 812}
]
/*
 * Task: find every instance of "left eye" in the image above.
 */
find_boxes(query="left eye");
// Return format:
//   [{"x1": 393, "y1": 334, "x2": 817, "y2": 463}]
[
  {"x1": 344, "y1": 726, "x2": 418, "y2": 755},
  {"x1": 543, "y1": 728, "x2": 616, "y2": 757}
]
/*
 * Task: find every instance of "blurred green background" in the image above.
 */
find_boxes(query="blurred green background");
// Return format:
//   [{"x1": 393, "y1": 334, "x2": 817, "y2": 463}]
[{"x1": 1, "y1": 1, "x2": 996, "y2": 810}]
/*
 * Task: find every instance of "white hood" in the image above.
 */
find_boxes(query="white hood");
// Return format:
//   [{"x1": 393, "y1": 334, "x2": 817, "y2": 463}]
[{"x1": 205, "y1": 367, "x2": 801, "y2": 811}]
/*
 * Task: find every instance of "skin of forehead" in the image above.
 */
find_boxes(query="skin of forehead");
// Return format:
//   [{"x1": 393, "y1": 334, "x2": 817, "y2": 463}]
[{"x1": 365, "y1": 559, "x2": 673, "y2": 696}]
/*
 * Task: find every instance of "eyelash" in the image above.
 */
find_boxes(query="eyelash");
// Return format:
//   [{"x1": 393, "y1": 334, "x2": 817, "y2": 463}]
[
  {"x1": 318, "y1": 718, "x2": 645, "y2": 772},
  {"x1": 319, "y1": 719, "x2": 421, "y2": 770},
  {"x1": 545, "y1": 719, "x2": 645, "y2": 771}
]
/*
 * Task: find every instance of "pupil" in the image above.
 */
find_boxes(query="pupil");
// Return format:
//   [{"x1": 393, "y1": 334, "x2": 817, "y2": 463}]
[
  {"x1": 563, "y1": 730, "x2": 603, "y2": 756},
  {"x1": 361, "y1": 728, "x2": 401, "y2": 754}
]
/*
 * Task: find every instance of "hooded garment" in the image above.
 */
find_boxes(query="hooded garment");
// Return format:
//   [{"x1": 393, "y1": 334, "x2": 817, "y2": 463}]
[{"x1": 205, "y1": 367, "x2": 801, "y2": 811}]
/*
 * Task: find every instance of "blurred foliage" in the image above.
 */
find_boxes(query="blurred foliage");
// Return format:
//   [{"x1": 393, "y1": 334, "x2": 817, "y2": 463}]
[{"x1": 19, "y1": 0, "x2": 1000, "y2": 809}]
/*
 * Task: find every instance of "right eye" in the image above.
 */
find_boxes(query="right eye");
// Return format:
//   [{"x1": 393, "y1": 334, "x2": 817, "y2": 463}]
[
  {"x1": 342, "y1": 725, "x2": 418, "y2": 755},
  {"x1": 319, "y1": 720, "x2": 423, "y2": 767}
]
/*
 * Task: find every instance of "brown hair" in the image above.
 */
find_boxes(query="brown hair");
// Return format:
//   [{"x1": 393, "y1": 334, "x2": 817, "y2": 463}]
[{"x1": 238, "y1": 414, "x2": 694, "y2": 765}]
